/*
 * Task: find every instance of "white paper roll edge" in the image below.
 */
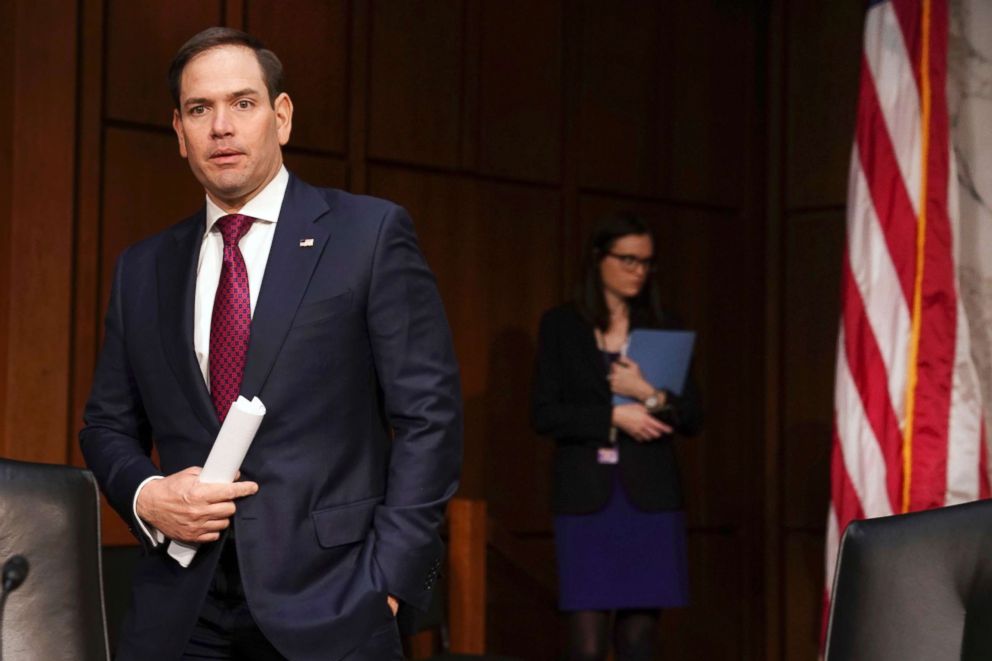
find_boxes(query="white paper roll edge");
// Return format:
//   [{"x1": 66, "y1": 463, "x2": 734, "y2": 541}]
[{"x1": 167, "y1": 396, "x2": 266, "y2": 567}]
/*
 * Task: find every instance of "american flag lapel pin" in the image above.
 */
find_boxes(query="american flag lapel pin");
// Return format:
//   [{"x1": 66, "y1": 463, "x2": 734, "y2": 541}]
[{"x1": 299, "y1": 238, "x2": 315, "y2": 248}]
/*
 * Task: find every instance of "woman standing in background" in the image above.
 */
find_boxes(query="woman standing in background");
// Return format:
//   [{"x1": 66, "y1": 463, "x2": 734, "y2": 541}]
[{"x1": 532, "y1": 213, "x2": 703, "y2": 661}]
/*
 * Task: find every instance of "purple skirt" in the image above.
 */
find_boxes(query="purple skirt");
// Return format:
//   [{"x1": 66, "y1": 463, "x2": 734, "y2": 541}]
[{"x1": 553, "y1": 475, "x2": 689, "y2": 611}]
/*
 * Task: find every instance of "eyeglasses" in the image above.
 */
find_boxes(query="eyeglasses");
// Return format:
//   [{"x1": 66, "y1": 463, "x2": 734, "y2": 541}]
[{"x1": 606, "y1": 252, "x2": 656, "y2": 273}]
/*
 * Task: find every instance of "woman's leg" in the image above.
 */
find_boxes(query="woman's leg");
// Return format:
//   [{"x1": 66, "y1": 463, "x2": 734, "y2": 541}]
[
  {"x1": 565, "y1": 610, "x2": 611, "y2": 661},
  {"x1": 613, "y1": 608, "x2": 660, "y2": 661}
]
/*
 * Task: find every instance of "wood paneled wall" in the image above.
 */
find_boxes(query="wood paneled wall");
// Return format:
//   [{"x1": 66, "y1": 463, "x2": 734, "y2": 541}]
[
  {"x1": 0, "y1": 0, "x2": 79, "y2": 466},
  {"x1": 0, "y1": 0, "x2": 870, "y2": 658},
  {"x1": 767, "y1": 1, "x2": 864, "y2": 659}
]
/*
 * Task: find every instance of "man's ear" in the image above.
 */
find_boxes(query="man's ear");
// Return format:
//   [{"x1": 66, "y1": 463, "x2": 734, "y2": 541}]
[
  {"x1": 274, "y1": 92, "x2": 293, "y2": 146},
  {"x1": 172, "y1": 109, "x2": 188, "y2": 158}
]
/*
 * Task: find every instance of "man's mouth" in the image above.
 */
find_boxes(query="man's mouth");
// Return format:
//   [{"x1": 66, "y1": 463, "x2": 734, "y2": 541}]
[{"x1": 209, "y1": 149, "x2": 244, "y2": 164}]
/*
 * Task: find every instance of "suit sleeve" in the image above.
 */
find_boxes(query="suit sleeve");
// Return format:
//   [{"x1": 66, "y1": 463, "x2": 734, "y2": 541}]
[
  {"x1": 79, "y1": 249, "x2": 160, "y2": 546},
  {"x1": 530, "y1": 311, "x2": 612, "y2": 443},
  {"x1": 366, "y1": 206, "x2": 462, "y2": 612}
]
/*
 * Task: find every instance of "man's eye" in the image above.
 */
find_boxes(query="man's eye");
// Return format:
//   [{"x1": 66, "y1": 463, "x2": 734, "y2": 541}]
[
  {"x1": 189, "y1": 106, "x2": 205, "y2": 116},
  {"x1": 622, "y1": 257, "x2": 636, "y2": 267},
  {"x1": 237, "y1": 100, "x2": 252, "y2": 109}
]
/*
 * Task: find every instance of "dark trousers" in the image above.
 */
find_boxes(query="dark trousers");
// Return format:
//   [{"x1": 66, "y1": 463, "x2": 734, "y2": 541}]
[
  {"x1": 182, "y1": 541, "x2": 285, "y2": 660},
  {"x1": 182, "y1": 540, "x2": 403, "y2": 660}
]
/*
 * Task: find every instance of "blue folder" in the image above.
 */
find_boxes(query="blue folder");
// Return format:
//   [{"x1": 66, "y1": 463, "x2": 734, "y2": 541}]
[{"x1": 612, "y1": 329, "x2": 696, "y2": 405}]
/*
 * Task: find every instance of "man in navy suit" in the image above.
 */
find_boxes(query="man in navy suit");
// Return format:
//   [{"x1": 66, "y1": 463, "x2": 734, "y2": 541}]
[{"x1": 80, "y1": 27, "x2": 461, "y2": 660}]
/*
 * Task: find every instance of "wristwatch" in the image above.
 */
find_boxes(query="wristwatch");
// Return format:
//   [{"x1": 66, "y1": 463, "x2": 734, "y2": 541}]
[{"x1": 643, "y1": 390, "x2": 664, "y2": 413}]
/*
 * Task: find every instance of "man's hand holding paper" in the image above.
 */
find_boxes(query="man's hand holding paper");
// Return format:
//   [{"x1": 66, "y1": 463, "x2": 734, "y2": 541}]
[
  {"x1": 153, "y1": 395, "x2": 266, "y2": 567},
  {"x1": 136, "y1": 467, "x2": 258, "y2": 544}
]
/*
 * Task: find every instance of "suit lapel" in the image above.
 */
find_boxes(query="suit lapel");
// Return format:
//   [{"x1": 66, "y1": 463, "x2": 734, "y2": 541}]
[
  {"x1": 157, "y1": 212, "x2": 219, "y2": 434},
  {"x1": 239, "y1": 176, "x2": 332, "y2": 399}
]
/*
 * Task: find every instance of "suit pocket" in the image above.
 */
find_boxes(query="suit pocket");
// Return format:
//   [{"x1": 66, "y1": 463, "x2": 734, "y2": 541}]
[
  {"x1": 292, "y1": 289, "x2": 353, "y2": 328},
  {"x1": 311, "y1": 494, "x2": 381, "y2": 549}
]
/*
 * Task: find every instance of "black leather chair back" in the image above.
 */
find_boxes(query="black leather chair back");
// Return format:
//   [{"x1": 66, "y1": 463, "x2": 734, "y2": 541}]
[
  {"x1": 826, "y1": 499, "x2": 992, "y2": 661},
  {"x1": 0, "y1": 459, "x2": 109, "y2": 660}
]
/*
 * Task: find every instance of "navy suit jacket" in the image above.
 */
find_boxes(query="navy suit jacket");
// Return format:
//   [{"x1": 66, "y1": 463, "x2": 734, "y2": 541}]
[{"x1": 80, "y1": 174, "x2": 462, "y2": 660}]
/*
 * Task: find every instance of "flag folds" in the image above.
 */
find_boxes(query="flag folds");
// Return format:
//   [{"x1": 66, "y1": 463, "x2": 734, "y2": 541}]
[{"x1": 825, "y1": 0, "x2": 989, "y2": 634}]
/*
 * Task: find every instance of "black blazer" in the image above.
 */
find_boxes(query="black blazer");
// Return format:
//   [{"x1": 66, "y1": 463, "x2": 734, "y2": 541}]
[{"x1": 531, "y1": 303, "x2": 702, "y2": 514}]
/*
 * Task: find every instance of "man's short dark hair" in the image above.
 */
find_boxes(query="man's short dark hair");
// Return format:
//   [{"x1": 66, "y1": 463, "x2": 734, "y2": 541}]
[{"x1": 168, "y1": 27, "x2": 283, "y2": 109}]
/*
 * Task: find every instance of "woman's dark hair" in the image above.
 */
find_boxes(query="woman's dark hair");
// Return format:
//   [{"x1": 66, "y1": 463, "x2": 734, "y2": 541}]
[
  {"x1": 168, "y1": 27, "x2": 283, "y2": 109},
  {"x1": 575, "y1": 212, "x2": 662, "y2": 332}
]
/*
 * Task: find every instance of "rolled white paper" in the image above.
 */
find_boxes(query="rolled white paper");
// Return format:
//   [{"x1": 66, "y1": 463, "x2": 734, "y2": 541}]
[{"x1": 167, "y1": 396, "x2": 266, "y2": 567}]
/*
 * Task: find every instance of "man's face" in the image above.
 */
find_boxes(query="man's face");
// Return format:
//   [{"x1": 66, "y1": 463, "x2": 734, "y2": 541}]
[{"x1": 172, "y1": 45, "x2": 293, "y2": 212}]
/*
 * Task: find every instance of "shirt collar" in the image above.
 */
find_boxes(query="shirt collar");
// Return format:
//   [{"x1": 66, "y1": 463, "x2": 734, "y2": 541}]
[{"x1": 204, "y1": 165, "x2": 289, "y2": 233}]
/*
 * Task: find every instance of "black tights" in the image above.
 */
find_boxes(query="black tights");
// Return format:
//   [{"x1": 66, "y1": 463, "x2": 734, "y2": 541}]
[{"x1": 566, "y1": 609, "x2": 660, "y2": 661}]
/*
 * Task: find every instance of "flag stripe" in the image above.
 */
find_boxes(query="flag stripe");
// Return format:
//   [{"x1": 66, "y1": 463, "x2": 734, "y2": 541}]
[
  {"x1": 863, "y1": 2, "x2": 922, "y2": 218},
  {"x1": 841, "y1": 259, "x2": 904, "y2": 510},
  {"x1": 855, "y1": 56, "x2": 918, "y2": 304},
  {"x1": 825, "y1": 0, "x2": 987, "y2": 649},
  {"x1": 824, "y1": 429, "x2": 865, "y2": 609},
  {"x1": 891, "y1": 0, "x2": 924, "y2": 87},
  {"x1": 835, "y1": 328, "x2": 896, "y2": 517},
  {"x1": 847, "y1": 154, "x2": 912, "y2": 421},
  {"x1": 830, "y1": 429, "x2": 867, "y2": 543}
]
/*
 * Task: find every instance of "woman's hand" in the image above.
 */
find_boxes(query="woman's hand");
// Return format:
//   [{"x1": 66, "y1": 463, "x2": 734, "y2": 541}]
[
  {"x1": 612, "y1": 403, "x2": 672, "y2": 442},
  {"x1": 608, "y1": 357, "x2": 655, "y2": 401}
]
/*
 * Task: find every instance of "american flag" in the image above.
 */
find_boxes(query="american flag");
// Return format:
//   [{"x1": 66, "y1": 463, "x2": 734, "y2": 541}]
[{"x1": 825, "y1": 0, "x2": 989, "y2": 635}]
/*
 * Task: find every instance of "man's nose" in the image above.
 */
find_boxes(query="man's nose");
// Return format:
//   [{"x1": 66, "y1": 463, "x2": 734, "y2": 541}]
[{"x1": 210, "y1": 108, "x2": 234, "y2": 137}]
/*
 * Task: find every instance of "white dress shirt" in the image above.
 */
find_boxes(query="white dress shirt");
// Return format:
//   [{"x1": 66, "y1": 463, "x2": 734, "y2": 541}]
[
  {"x1": 134, "y1": 166, "x2": 290, "y2": 546},
  {"x1": 194, "y1": 166, "x2": 288, "y2": 384}
]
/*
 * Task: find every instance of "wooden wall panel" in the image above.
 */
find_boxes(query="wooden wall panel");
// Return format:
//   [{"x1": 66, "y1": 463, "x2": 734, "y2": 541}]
[
  {"x1": 477, "y1": 0, "x2": 562, "y2": 183},
  {"x1": 0, "y1": 0, "x2": 14, "y2": 459},
  {"x1": 487, "y1": 542, "x2": 561, "y2": 659},
  {"x1": 1, "y1": 0, "x2": 798, "y2": 657},
  {"x1": 105, "y1": 1, "x2": 223, "y2": 127},
  {"x1": 784, "y1": 0, "x2": 863, "y2": 210},
  {"x1": 69, "y1": 0, "x2": 107, "y2": 472},
  {"x1": 479, "y1": 183, "x2": 561, "y2": 532},
  {"x1": 775, "y1": 4, "x2": 866, "y2": 660},
  {"x1": 101, "y1": 128, "x2": 203, "y2": 297},
  {"x1": 784, "y1": 533, "x2": 826, "y2": 661},
  {"x1": 246, "y1": 0, "x2": 349, "y2": 155},
  {"x1": 662, "y1": 532, "x2": 748, "y2": 659},
  {"x1": 282, "y1": 152, "x2": 348, "y2": 190},
  {"x1": 2, "y1": 0, "x2": 78, "y2": 464},
  {"x1": 783, "y1": 212, "x2": 843, "y2": 529},
  {"x1": 661, "y1": 0, "x2": 758, "y2": 208},
  {"x1": 575, "y1": 0, "x2": 662, "y2": 197},
  {"x1": 576, "y1": 0, "x2": 756, "y2": 206},
  {"x1": 368, "y1": 0, "x2": 464, "y2": 167}
]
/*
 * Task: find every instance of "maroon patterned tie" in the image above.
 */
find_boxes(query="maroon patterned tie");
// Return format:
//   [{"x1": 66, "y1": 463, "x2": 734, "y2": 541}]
[{"x1": 209, "y1": 214, "x2": 254, "y2": 422}]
